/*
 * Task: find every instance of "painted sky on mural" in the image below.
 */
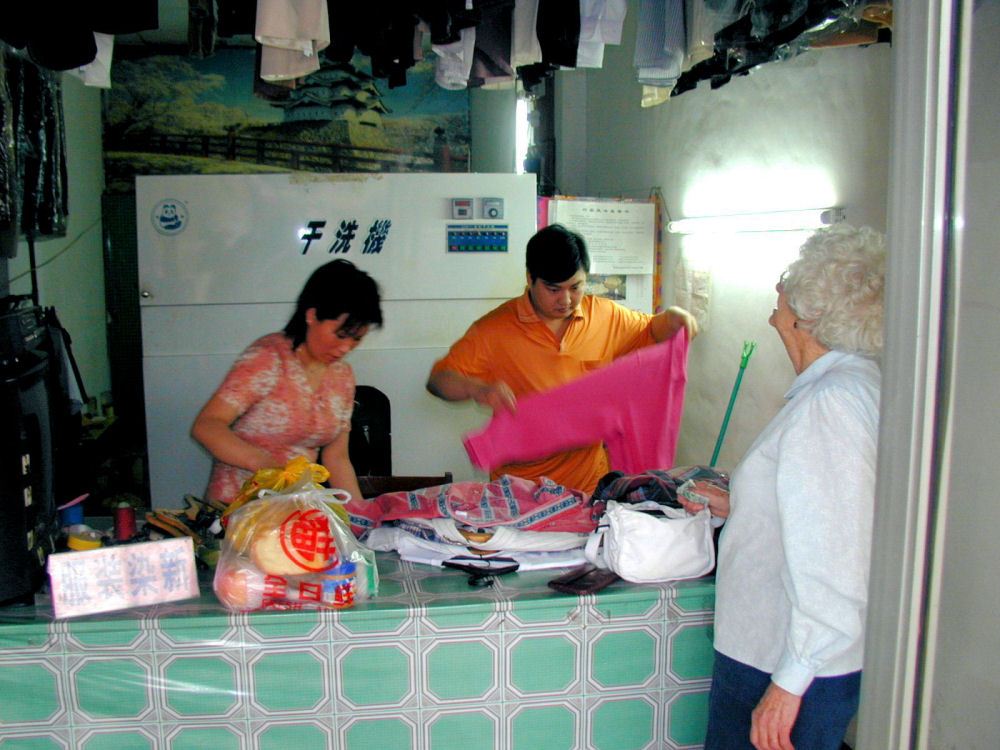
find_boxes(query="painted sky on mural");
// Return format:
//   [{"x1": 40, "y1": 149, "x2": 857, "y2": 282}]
[{"x1": 185, "y1": 49, "x2": 468, "y2": 123}]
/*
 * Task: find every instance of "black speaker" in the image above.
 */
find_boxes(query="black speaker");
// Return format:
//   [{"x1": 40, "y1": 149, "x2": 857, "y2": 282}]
[{"x1": 0, "y1": 302, "x2": 58, "y2": 606}]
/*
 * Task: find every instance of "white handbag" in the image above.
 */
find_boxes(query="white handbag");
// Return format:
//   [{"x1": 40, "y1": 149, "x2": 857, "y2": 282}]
[{"x1": 584, "y1": 501, "x2": 715, "y2": 583}]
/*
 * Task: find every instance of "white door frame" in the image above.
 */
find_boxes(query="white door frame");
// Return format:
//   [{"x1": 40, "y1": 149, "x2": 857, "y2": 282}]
[{"x1": 858, "y1": 0, "x2": 974, "y2": 746}]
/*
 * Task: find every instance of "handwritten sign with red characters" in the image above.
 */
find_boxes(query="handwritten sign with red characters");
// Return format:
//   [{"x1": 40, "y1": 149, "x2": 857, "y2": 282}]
[
  {"x1": 279, "y1": 508, "x2": 339, "y2": 572},
  {"x1": 48, "y1": 538, "x2": 199, "y2": 619}
]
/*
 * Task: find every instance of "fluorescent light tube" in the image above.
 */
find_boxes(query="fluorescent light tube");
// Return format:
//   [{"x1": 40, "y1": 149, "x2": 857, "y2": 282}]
[{"x1": 667, "y1": 207, "x2": 846, "y2": 234}]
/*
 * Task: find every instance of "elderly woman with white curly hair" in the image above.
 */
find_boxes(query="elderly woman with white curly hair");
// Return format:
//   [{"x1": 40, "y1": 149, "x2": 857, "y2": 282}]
[{"x1": 678, "y1": 224, "x2": 886, "y2": 750}]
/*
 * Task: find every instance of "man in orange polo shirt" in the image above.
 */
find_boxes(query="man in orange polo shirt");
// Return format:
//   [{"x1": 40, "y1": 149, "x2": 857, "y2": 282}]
[{"x1": 426, "y1": 223, "x2": 698, "y2": 494}]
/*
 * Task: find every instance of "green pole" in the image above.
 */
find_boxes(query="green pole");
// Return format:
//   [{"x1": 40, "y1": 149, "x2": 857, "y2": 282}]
[{"x1": 710, "y1": 340, "x2": 757, "y2": 467}]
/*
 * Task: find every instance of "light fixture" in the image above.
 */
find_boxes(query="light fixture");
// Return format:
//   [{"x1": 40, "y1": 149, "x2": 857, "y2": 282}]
[
  {"x1": 667, "y1": 207, "x2": 846, "y2": 234},
  {"x1": 515, "y1": 97, "x2": 530, "y2": 175}
]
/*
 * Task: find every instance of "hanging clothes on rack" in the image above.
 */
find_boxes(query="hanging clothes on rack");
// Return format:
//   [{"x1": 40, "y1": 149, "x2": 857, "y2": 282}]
[
  {"x1": 2, "y1": 50, "x2": 68, "y2": 241},
  {"x1": 256, "y1": 0, "x2": 331, "y2": 82},
  {"x1": 671, "y1": 0, "x2": 888, "y2": 98},
  {"x1": 576, "y1": 0, "x2": 628, "y2": 69},
  {"x1": 633, "y1": 0, "x2": 687, "y2": 88}
]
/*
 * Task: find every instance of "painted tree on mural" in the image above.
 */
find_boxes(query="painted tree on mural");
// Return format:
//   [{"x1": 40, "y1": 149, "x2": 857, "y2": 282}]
[
  {"x1": 103, "y1": 56, "x2": 258, "y2": 140},
  {"x1": 102, "y1": 48, "x2": 470, "y2": 190}
]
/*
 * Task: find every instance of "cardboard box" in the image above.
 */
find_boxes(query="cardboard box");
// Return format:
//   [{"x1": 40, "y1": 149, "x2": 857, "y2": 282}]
[{"x1": 47, "y1": 537, "x2": 200, "y2": 618}]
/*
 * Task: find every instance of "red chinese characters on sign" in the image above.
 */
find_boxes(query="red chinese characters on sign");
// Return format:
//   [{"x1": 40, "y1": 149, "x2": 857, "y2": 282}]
[{"x1": 278, "y1": 509, "x2": 339, "y2": 572}]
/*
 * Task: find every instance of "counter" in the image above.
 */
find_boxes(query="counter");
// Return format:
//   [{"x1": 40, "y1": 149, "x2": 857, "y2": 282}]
[{"x1": 0, "y1": 553, "x2": 715, "y2": 749}]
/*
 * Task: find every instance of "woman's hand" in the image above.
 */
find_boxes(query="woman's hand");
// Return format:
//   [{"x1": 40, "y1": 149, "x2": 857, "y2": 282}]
[
  {"x1": 320, "y1": 431, "x2": 365, "y2": 504},
  {"x1": 750, "y1": 682, "x2": 801, "y2": 750},
  {"x1": 191, "y1": 395, "x2": 279, "y2": 471},
  {"x1": 677, "y1": 480, "x2": 731, "y2": 519}
]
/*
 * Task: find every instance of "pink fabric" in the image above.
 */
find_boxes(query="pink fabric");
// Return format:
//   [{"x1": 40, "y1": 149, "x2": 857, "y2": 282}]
[
  {"x1": 463, "y1": 332, "x2": 689, "y2": 478},
  {"x1": 345, "y1": 474, "x2": 602, "y2": 536}
]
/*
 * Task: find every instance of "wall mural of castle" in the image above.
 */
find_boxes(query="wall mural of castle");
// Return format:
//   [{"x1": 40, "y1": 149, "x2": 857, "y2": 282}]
[{"x1": 102, "y1": 47, "x2": 471, "y2": 192}]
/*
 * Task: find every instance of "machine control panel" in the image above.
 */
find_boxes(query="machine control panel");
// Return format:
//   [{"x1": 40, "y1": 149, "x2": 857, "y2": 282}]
[{"x1": 447, "y1": 224, "x2": 509, "y2": 253}]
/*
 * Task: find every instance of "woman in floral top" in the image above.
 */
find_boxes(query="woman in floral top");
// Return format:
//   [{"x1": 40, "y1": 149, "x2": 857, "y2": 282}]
[{"x1": 192, "y1": 260, "x2": 383, "y2": 505}]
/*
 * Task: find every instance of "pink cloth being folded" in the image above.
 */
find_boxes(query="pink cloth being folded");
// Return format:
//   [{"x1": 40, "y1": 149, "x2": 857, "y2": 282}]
[{"x1": 463, "y1": 332, "x2": 690, "y2": 476}]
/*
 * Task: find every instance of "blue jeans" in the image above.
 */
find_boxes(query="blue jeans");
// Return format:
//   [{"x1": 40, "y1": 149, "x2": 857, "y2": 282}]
[{"x1": 704, "y1": 651, "x2": 860, "y2": 750}]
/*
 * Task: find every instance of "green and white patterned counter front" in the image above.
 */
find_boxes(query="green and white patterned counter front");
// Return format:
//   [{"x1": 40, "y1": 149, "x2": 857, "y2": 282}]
[{"x1": 0, "y1": 553, "x2": 716, "y2": 750}]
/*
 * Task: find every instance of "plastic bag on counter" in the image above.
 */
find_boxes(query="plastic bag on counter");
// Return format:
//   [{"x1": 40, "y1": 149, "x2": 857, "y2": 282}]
[
  {"x1": 224, "y1": 456, "x2": 342, "y2": 517},
  {"x1": 213, "y1": 476, "x2": 378, "y2": 612}
]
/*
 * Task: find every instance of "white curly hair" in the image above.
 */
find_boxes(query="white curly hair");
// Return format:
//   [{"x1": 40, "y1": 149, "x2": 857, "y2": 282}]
[{"x1": 781, "y1": 224, "x2": 886, "y2": 357}]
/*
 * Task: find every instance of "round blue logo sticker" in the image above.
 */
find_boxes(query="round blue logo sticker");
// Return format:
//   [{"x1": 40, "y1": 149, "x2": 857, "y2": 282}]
[{"x1": 151, "y1": 199, "x2": 188, "y2": 236}]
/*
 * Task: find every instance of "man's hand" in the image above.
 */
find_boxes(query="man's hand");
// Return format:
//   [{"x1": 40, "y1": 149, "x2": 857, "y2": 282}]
[
  {"x1": 471, "y1": 381, "x2": 517, "y2": 413},
  {"x1": 427, "y1": 370, "x2": 516, "y2": 412},
  {"x1": 651, "y1": 306, "x2": 699, "y2": 343},
  {"x1": 750, "y1": 682, "x2": 802, "y2": 750},
  {"x1": 669, "y1": 306, "x2": 699, "y2": 340}
]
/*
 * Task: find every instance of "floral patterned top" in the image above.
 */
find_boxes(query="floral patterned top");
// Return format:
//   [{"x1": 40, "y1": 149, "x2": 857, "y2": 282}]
[{"x1": 203, "y1": 333, "x2": 355, "y2": 504}]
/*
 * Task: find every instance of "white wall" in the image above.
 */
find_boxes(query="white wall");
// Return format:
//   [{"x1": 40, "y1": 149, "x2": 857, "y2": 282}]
[
  {"x1": 556, "y1": 18, "x2": 891, "y2": 473},
  {"x1": 470, "y1": 87, "x2": 517, "y2": 173},
  {"x1": 8, "y1": 74, "x2": 111, "y2": 401}
]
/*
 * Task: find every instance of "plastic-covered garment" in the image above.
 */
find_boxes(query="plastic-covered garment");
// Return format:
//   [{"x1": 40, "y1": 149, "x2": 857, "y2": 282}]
[
  {"x1": 671, "y1": 0, "x2": 884, "y2": 98},
  {"x1": 0, "y1": 52, "x2": 17, "y2": 257},
  {"x1": 684, "y1": 0, "x2": 746, "y2": 67},
  {"x1": 1, "y1": 51, "x2": 68, "y2": 241},
  {"x1": 593, "y1": 465, "x2": 730, "y2": 509},
  {"x1": 214, "y1": 481, "x2": 377, "y2": 612}
]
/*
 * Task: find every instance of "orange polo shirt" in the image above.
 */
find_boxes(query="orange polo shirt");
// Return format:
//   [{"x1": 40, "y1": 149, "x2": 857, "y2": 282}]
[{"x1": 431, "y1": 290, "x2": 656, "y2": 493}]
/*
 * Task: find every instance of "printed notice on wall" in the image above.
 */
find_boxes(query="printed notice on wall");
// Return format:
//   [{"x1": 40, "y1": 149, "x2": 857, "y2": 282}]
[{"x1": 548, "y1": 198, "x2": 656, "y2": 275}]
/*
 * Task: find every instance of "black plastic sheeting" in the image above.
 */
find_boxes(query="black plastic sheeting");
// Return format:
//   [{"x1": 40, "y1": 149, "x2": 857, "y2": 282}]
[
  {"x1": 672, "y1": 0, "x2": 892, "y2": 97},
  {"x1": 0, "y1": 49, "x2": 69, "y2": 258}
]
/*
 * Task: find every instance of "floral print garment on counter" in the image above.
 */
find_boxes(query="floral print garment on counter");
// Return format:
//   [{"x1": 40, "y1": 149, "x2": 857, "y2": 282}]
[{"x1": 203, "y1": 332, "x2": 355, "y2": 504}]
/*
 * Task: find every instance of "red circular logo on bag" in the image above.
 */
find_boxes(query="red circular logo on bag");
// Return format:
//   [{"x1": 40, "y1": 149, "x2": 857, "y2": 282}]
[{"x1": 279, "y1": 509, "x2": 339, "y2": 572}]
